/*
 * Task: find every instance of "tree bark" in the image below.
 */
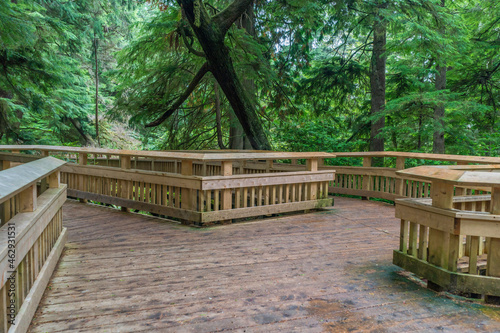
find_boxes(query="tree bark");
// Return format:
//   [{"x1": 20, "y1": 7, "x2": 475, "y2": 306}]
[
  {"x1": 229, "y1": 1, "x2": 254, "y2": 150},
  {"x1": 369, "y1": 0, "x2": 387, "y2": 155},
  {"x1": 433, "y1": 65, "x2": 446, "y2": 154},
  {"x1": 214, "y1": 82, "x2": 227, "y2": 149},
  {"x1": 433, "y1": 0, "x2": 446, "y2": 154},
  {"x1": 69, "y1": 118, "x2": 94, "y2": 146},
  {"x1": 94, "y1": 35, "x2": 100, "y2": 146},
  {"x1": 176, "y1": 0, "x2": 271, "y2": 150}
]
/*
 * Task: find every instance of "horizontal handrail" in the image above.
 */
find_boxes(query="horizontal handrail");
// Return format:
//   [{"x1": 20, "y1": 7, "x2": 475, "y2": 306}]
[
  {"x1": 397, "y1": 165, "x2": 500, "y2": 187},
  {"x1": 0, "y1": 145, "x2": 335, "y2": 161},
  {"x1": 332, "y1": 151, "x2": 500, "y2": 164},
  {"x1": 200, "y1": 170, "x2": 334, "y2": 190},
  {"x1": 61, "y1": 163, "x2": 203, "y2": 190},
  {"x1": 0, "y1": 157, "x2": 66, "y2": 205}
]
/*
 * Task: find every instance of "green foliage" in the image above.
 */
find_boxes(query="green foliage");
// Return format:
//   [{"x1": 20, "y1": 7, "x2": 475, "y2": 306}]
[{"x1": 2, "y1": 0, "x2": 499, "y2": 157}]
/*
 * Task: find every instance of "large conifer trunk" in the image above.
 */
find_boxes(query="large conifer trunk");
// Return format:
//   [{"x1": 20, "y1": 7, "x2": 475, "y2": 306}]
[
  {"x1": 369, "y1": 1, "x2": 387, "y2": 155},
  {"x1": 178, "y1": 0, "x2": 271, "y2": 150},
  {"x1": 433, "y1": 0, "x2": 446, "y2": 154}
]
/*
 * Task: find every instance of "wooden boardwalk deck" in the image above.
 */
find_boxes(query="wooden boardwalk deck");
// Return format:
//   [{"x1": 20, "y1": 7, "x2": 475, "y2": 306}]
[{"x1": 28, "y1": 197, "x2": 500, "y2": 332}]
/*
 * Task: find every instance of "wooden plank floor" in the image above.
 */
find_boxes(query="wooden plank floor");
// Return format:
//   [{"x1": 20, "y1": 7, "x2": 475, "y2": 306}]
[{"x1": 29, "y1": 197, "x2": 500, "y2": 332}]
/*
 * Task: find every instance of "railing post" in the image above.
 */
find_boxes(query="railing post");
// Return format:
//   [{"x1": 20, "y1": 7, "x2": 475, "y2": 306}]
[
  {"x1": 266, "y1": 160, "x2": 273, "y2": 172},
  {"x1": 78, "y1": 153, "x2": 88, "y2": 203},
  {"x1": 48, "y1": 171, "x2": 60, "y2": 188},
  {"x1": 307, "y1": 158, "x2": 318, "y2": 201},
  {"x1": 486, "y1": 186, "x2": 500, "y2": 304},
  {"x1": 427, "y1": 180, "x2": 458, "y2": 291},
  {"x1": 362, "y1": 157, "x2": 372, "y2": 199},
  {"x1": 239, "y1": 160, "x2": 246, "y2": 174},
  {"x1": 41, "y1": 150, "x2": 49, "y2": 157},
  {"x1": 220, "y1": 161, "x2": 233, "y2": 224},
  {"x1": 395, "y1": 157, "x2": 406, "y2": 197},
  {"x1": 181, "y1": 160, "x2": 193, "y2": 225},
  {"x1": 19, "y1": 185, "x2": 37, "y2": 213},
  {"x1": 120, "y1": 156, "x2": 131, "y2": 212}
]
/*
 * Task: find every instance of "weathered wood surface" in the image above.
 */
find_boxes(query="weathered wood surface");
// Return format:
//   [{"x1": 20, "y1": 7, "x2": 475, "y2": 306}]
[
  {"x1": 333, "y1": 151, "x2": 500, "y2": 164},
  {"x1": 0, "y1": 145, "x2": 335, "y2": 161},
  {"x1": 0, "y1": 157, "x2": 65, "y2": 204},
  {"x1": 28, "y1": 198, "x2": 500, "y2": 332}
]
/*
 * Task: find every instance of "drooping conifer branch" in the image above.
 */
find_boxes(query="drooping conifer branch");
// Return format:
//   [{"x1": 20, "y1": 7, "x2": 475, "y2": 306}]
[
  {"x1": 145, "y1": 62, "x2": 209, "y2": 127},
  {"x1": 213, "y1": 0, "x2": 254, "y2": 35}
]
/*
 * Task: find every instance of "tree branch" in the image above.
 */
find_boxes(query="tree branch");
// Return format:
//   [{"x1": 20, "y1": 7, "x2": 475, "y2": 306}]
[
  {"x1": 213, "y1": 0, "x2": 253, "y2": 35},
  {"x1": 179, "y1": 25, "x2": 205, "y2": 57},
  {"x1": 145, "y1": 62, "x2": 209, "y2": 127}
]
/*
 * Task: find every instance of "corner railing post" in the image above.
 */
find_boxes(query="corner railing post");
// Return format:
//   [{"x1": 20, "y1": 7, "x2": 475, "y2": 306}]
[
  {"x1": 120, "y1": 155, "x2": 132, "y2": 212},
  {"x1": 220, "y1": 161, "x2": 233, "y2": 224},
  {"x1": 181, "y1": 160, "x2": 193, "y2": 225},
  {"x1": 427, "y1": 180, "x2": 458, "y2": 291},
  {"x1": 307, "y1": 158, "x2": 319, "y2": 209},
  {"x1": 395, "y1": 157, "x2": 406, "y2": 197},
  {"x1": 362, "y1": 157, "x2": 372, "y2": 199},
  {"x1": 78, "y1": 153, "x2": 88, "y2": 203}
]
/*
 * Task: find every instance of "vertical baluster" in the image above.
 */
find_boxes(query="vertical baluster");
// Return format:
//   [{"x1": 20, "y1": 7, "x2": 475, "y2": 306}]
[
  {"x1": 469, "y1": 236, "x2": 480, "y2": 275},
  {"x1": 400, "y1": 220, "x2": 409, "y2": 253},
  {"x1": 242, "y1": 188, "x2": 247, "y2": 208},
  {"x1": 235, "y1": 189, "x2": 241, "y2": 209},
  {"x1": 213, "y1": 190, "x2": 219, "y2": 211},
  {"x1": 408, "y1": 222, "x2": 418, "y2": 257},
  {"x1": 418, "y1": 225, "x2": 428, "y2": 261}
]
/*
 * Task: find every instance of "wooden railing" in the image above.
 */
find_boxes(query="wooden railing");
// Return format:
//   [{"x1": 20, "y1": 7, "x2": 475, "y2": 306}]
[
  {"x1": 393, "y1": 164, "x2": 500, "y2": 303},
  {"x1": 0, "y1": 147, "x2": 334, "y2": 227},
  {"x1": 0, "y1": 157, "x2": 67, "y2": 332},
  {"x1": 3, "y1": 145, "x2": 500, "y2": 303},
  {"x1": 321, "y1": 152, "x2": 499, "y2": 200}
]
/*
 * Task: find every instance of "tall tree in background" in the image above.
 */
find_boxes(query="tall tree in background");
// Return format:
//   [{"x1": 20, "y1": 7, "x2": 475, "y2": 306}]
[
  {"x1": 230, "y1": 2, "x2": 254, "y2": 150},
  {"x1": 432, "y1": 0, "x2": 446, "y2": 154},
  {"x1": 145, "y1": 0, "x2": 271, "y2": 150},
  {"x1": 369, "y1": 0, "x2": 387, "y2": 153}
]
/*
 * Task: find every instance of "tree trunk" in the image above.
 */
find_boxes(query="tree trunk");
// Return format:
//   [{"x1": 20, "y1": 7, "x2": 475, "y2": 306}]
[
  {"x1": 432, "y1": 0, "x2": 446, "y2": 154},
  {"x1": 69, "y1": 118, "x2": 94, "y2": 146},
  {"x1": 369, "y1": 0, "x2": 387, "y2": 156},
  {"x1": 214, "y1": 82, "x2": 227, "y2": 149},
  {"x1": 433, "y1": 65, "x2": 446, "y2": 154},
  {"x1": 230, "y1": 2, "x2": 254, "y2": 150},
  {"x1": 94, "y1": 36, "x2": 100, "y2": 146},
  {"x1": 229, "y1": 110, "x2": 244, "y2": 149},
  {"x1": 177, "y1": 0, "x2": 271, "y2": 150}
]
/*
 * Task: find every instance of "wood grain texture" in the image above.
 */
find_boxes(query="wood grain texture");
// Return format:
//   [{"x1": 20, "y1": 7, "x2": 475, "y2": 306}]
[
  {"x1": 0, "y1": 157, "x2": 65, "y2": 205},
  {"x1": 27, "y1": 197, "x2": 500, "y2": 332},
  {"x1": 0, "y1": 145, "x2": 335, "y2": 161}
]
